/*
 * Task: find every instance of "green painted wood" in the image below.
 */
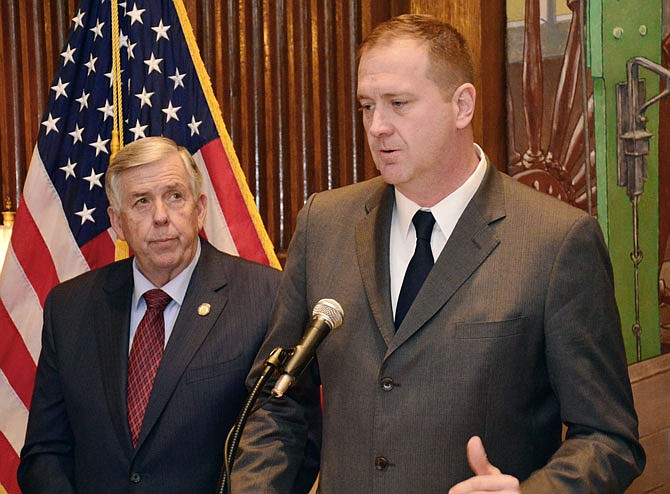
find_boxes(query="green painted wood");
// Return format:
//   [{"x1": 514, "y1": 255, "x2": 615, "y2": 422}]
[{"x1": 588, "y1": 0, "x2": 662, "y2": 362}]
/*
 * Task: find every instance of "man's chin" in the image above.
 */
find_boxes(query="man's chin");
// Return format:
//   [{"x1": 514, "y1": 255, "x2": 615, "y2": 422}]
[{"x1": 378, "y1": 166, "x2": 406, "y2": 186}]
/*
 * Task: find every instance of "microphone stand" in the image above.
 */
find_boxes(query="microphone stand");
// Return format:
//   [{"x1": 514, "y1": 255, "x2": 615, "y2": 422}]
[{"x1": 215, "y1": 347, "x2": 290, "y2": 494}]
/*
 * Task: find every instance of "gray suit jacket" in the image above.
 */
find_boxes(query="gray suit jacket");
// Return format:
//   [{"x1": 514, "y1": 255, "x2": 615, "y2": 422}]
[
  {"x1": 232, "y1": 163, "x2": 645, "y2": 493},
  {"x1": 18, "y1": 240, "x2": 280, "y2": 493}
]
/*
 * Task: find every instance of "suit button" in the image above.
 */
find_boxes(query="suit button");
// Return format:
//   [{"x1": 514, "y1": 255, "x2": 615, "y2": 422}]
[
  {"x1": 375, "y1": 456, "x2": 389, "y2": 470},
  {"x1": 380, "y1": 377, "x2": 394, "y2": 391},
  {"x1": 130, "y1": 472, "x2": 141, "y2": 484}
]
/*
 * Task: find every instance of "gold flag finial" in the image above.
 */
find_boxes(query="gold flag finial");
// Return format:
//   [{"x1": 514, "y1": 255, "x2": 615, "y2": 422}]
[{"x1": 2, "y1": 197, "x2": 15, "y2": 227}]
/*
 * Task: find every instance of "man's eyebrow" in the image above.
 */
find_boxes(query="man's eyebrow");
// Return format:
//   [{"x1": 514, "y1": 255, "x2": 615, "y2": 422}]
[{"x1": 357, "y1": 91, "x2": 411, "y2": 100}]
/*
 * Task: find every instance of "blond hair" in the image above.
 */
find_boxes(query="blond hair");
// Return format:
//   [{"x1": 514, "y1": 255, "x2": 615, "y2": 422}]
[{"x1": 358, "y1": 14, "x2": 474, "y2": 97}]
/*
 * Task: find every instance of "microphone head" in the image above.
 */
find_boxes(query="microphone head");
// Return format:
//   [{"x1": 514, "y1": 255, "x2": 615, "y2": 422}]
[{"x1": 313, "y1": 298, "x2": 344, "y2": 329}]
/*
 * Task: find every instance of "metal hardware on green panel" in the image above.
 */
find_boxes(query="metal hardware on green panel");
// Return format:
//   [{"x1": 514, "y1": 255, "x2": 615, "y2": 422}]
[{"x1": 588, "y1": 0, "x2": 662, "y2": 362}]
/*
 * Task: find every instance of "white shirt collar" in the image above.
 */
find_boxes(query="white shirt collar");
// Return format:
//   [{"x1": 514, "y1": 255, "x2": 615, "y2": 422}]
[
  {"x1": 394, "y1": 143, "x2": 487, "y2": 243},
  {"x1": 131, "y1": 239, "x2": 202, "y2": 310}
]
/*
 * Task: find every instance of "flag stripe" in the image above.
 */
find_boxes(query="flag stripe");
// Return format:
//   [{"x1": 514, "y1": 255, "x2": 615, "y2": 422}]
[
  {"x1": 200, "y1": 140, "x2": 269, "y2": 265},
  {"x1": 0, "y1": 428, "x2": 20, "y2": 494},
  {"x1": 0, "y1": 371, "x2": 29, "y2": 456},
  {"x1": 193, "y1": 147, "x2": 239, "y2": 256},
  {"x1": 0, "y1": 249, "x2": 43, "y2": 361},
  {"x1": 0, "y1": 305, "x2": 36, "y2": 408},
  {"x1": 80, "y1": 229, "x2": 116, "y2": 270},
  {"x1": 11, "y1": 205, "x2": 60, "y2": 307}
]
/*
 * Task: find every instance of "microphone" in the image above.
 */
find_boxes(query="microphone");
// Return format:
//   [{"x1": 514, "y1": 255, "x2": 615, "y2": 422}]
[{"x1": 271, "y1": 298, "x2": 344, "y2": 398}]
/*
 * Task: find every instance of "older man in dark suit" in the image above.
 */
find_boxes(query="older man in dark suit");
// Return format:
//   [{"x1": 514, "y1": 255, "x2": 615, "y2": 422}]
[
  {"x1": 18, "y1": 136, "x2": 280, "y2": 493},
  {"x1": 231, "y1": 14, "x2": 645, "y2": 493}
]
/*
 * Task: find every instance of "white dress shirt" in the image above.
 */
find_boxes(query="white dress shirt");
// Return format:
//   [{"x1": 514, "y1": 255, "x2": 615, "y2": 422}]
[
  {"x1": 128, "y1": 240, "x2": 202, "y2": 353},
  {"x1": 389, "y1": 144, "x2": 487, "y2": 315}
]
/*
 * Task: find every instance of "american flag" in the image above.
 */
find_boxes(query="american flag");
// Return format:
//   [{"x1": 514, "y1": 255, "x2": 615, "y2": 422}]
[{"x1": 0, "y1": 1, "x2": 279, "y2": 491}]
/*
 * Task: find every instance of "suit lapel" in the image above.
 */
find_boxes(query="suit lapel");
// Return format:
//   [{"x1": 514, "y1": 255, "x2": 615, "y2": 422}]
[
  {"x1": 356, "y1": 181, "x2": 396, "y2": 347},
  {"x1": 95, "y1": 260, "x2": 135, "y2": 452},
  {"x1": 388, "y1": 161, "x2": 506, "y2": 356},
  {"x1": 134, "y1": 242, "x2": 228, "y2": 451}
]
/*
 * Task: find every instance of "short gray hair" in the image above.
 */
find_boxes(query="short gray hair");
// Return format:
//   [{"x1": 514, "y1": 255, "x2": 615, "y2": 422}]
[{"x1": 105, "y1": 136, "x2": 202, "y2": 212}]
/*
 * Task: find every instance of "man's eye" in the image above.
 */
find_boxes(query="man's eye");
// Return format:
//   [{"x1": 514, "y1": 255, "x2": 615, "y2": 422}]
[
  {"x1": 135, "y1": 198, "x2": 148, "y2": 206},
  {"x1": 392, "y1": 100, "x2": 407, "y2": 108},
  {"x1": 358, "y1": 104, "x2": 374, "y2": 113}
]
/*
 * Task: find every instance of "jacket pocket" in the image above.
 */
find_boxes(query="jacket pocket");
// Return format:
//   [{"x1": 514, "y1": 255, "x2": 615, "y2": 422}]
[
  {"x1": 454, "y1": 316, "x2": 526, "y2": 339},
  {"x1": 184, "y1": 354, "x2": 244, "y2": 383}
]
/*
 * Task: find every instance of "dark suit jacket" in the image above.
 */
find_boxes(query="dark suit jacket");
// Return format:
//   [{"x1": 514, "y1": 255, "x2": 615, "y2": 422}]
[
  {"x1": 232, "y1": 162, "x2": 645, "y2": 493},
  {"x1": 18, "y1": 240, "x2": 280, "y2": 493}
]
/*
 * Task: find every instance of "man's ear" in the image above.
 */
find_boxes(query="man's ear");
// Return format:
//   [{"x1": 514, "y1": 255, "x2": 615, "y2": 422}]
[
  {"x1": 452, "y1": 83, "x2": 476, "y2": 129},
  {"x1": 108, "y1": 206, "x2": 126, "y2": 242},
  {"x1": 196, "y1": 193, "x2": 207, "y2": 231}
]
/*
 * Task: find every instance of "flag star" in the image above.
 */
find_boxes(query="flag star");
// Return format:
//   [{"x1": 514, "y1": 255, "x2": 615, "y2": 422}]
[
  {"x1": 162, "y1": 101, "x2": 181, "y2": 122},
  {"x1": 97, "y1": 100, "x2": 114, "y2": 121},
  {"x1": 75, "y1": 90, "x2": 90, "y2": 110},
  {"x1": 152, "y1": 20, "x2": 171, "y2": 41},
  {"x1": 84, "y1": 168, "x2": 104, "y2": 190},
  {"x1": 105, "y1": 68, "x2": 124, "y2": 88},
  {"x1": 84, "y1": 54, "x2": 98, "y2": 75},
  {"x1": 126, "y1": 3, "x2": 146, "y2": 25},
  {"x1": 90, "y1": 20, "x2": 105, "y2": 40},
  {"x1": 127, "y1": 41, "x2": 137, "y2": 60},
  {"x1": 135, "y1": 86, "x2": 154, "y2": 108},
  {"x1": 169, "y1": 68, "x2": 186, "y2": 89},
  {"x1": 129, "y1": 119, "x2": 148, "y2": 140},
  {"x1": 72, "y1": 9, "x2": 85, "y2": 30},
  {"x1": 61, "y1": 44, "x2": 76, "y2": 66},
  {"x1": 51, "y1": 78, "x2": 69, "y2": 100},
  {"x1": 59, "y1": 159, "x2": 77, "y2": 179},
  {"x1": 144, "y1": 53, "x2": 163, "y2": 74},
  {"x1": 188, "y1": 116, "x2": 202, "y2": 136},
  {"x1": 68, "y1": 123, "x2": 85, "y2": 143},
  {"x1": 41, "y1": 113, "x2": 60, "y2": 134},
  {"x1": 119, "y1": 32, "x2": 128, "y2": 48},
  {"x1": 89, "y1": 134, "x2": 110, "y2": 156},
  {"x1": 75, "y1": 203, "x2": 96, "y2": 225}
]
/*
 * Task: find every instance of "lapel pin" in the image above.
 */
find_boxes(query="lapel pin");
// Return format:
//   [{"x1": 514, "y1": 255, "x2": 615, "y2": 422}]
[{"x1": 197, "y1": 303, "x2": 211, "y2": 316}]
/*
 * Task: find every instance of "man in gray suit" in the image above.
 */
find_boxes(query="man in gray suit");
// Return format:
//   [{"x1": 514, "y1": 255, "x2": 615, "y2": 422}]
[
  {"x1": 231, "y1": 14, "x2": 645, "y2": 493},
  {"x1": 18, "y1": 136, "x2": 280, "y2": 493}
]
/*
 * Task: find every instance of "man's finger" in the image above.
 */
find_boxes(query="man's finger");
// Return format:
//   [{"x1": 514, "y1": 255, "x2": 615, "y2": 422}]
[{"x1": 466, "y1": 436, "x2": 501, "y2": 476}]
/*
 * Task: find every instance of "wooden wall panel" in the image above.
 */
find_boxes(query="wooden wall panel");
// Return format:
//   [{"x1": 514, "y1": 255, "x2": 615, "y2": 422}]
[
  {"x1": 189, "y1": 0, "x2": 371, "y2": 255},
  {"x1": 0, "y1": 0, "x2": 506, "y2": 260}
]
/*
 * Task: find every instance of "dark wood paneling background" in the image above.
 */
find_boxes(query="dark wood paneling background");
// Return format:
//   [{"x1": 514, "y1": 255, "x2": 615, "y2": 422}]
[
  {"x1": 0, "y1": 0, "x2": 80, "y2": 216},
  {"x1": 0, "y1": 0, "x2": 506, "y2": 259}
]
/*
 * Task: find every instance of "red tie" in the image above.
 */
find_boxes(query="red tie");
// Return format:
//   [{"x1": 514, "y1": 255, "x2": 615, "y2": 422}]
[{"x1": 127, "y1": 289, "x2": 172, "y2": 447}]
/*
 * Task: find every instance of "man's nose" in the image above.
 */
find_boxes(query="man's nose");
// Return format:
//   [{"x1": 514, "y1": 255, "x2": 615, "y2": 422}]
[
  {"x1": 368, "y1": 108, "x2": 393, "y2": 137},
  {"x1": 153, "y1": 201, "x2": 169, "y2": 224}
]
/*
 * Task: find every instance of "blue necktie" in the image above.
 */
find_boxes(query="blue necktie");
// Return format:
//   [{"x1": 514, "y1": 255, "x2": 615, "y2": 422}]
[{"x1": 395, "y1": 211, "x2": 436, "y2": 329}]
